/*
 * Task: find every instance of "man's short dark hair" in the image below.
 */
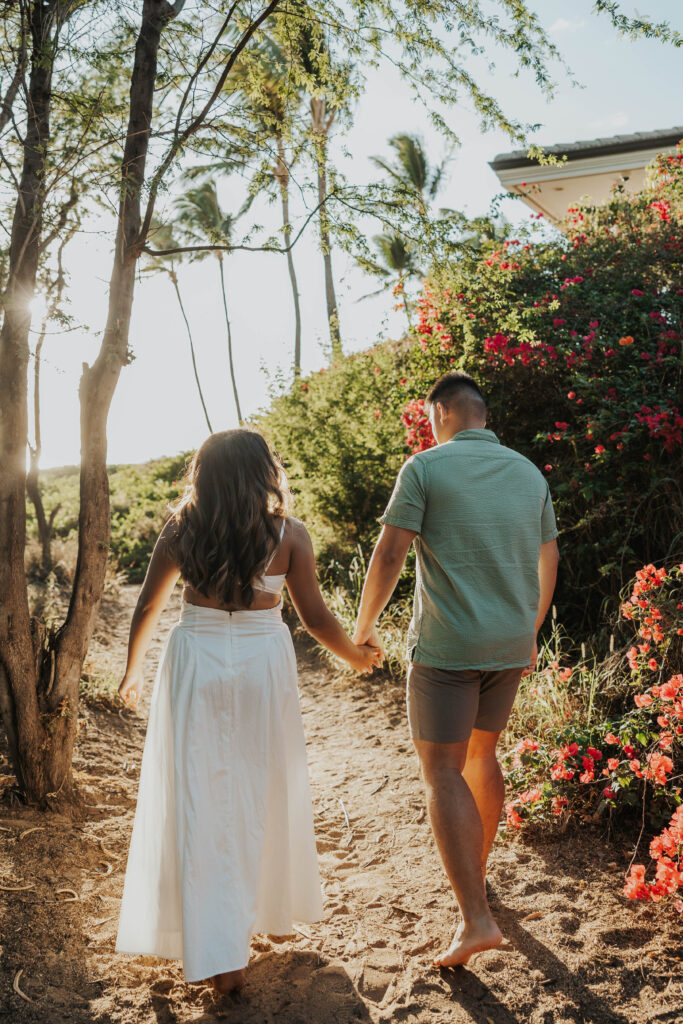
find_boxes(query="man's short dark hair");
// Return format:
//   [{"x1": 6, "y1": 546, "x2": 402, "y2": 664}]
[{"x1": 426, "y1": 371, "x2": 486, "y2": 413}]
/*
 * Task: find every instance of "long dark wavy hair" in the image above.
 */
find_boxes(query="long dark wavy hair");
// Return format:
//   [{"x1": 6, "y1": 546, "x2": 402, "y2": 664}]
[{"x1": 168, "y1": 429, "x2": 291, "y2": 606}]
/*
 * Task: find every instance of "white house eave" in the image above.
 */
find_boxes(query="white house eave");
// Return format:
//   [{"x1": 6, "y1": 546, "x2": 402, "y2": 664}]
[{"x1": 493, "y1": 145, "x2": 675, "y2": 187}]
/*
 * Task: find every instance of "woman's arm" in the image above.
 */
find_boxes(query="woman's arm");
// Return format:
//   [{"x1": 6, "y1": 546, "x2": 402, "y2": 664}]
[
  {"x1": 118, "y1": 520, "x2": 181, "y2": 708},
  {"x1": 285, "y1": 519, "x2": 381, "y2": 673}
]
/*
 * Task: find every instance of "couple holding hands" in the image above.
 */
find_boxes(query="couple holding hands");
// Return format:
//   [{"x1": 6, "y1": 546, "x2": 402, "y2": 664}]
[{"x1": 116, "y1": 371, "x2": 559, "y2": 995}]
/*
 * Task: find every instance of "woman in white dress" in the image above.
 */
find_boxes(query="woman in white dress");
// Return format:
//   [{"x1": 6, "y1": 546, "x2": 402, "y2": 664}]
[{"x1": 115, "y1": 429, "x2": 380, "y2": 994}]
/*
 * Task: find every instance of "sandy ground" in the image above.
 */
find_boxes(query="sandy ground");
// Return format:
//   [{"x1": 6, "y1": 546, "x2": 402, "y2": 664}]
[{"x1": 1, "y1": 585, "x2": 682, "y2": 1023}]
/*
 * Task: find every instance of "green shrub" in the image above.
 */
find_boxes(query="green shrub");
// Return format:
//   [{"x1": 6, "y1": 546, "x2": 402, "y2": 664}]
[
  {"x1": 26, "y1": 453, "x2": 189, "y2": 581},
  {"x1": 256, "y1": 339, "x2": 411, "y2": 572}
]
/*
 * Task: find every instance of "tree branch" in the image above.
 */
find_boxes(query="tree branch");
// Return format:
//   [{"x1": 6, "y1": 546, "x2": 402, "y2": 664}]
[
  {"x1": 138, "y1": 0, "x2": 284, "y2": 246},
  {"x1": 143, "y1": 186, "x2": 329, "y2": 257},
  {"x1": 0, "y1": 12, "x2": 27, "y2": 135}
]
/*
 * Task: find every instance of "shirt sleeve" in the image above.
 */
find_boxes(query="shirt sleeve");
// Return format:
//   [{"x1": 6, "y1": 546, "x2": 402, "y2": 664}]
[
  {"x1": 541, "y1": 481, "x2": 559, "y2": 543},
  {"x1": 379, "y1": 457, "x2": 426, "y2": 533}
]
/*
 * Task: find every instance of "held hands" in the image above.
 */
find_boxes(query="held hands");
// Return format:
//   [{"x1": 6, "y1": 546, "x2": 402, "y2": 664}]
[
  {"x1": 348, "y1": 642, "x2": 384, "y2": 675},
  {"x1": 118, "y1": 668, "x2": 144, "y2": 710},
  {"x1": 352, "y1": 623, "x2": 386, "y2": 676}
]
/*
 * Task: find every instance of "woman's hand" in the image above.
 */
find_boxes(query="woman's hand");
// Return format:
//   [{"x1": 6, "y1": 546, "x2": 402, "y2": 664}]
[
  {"x1": 346, "y1": 643, "x2": 383, "y2": 675},
  {"x1": 118, "y1": 668, "x2": 144, "y2": 710},
  {"x1": 352, "y1": 623, "x2": 385, "y2": 659}
]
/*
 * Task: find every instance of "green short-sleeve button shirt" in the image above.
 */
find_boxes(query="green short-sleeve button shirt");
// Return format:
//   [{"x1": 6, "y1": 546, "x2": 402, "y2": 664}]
[{"x1": 379, "y1": 428, "x2": 559, "y2": 670}]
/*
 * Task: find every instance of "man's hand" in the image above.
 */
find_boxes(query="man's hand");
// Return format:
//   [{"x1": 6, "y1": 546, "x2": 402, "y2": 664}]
[
  {"x1": 347, "y1": 642, "x2": 384, "y2": 674},
  {"x1": 521, "y1": 640, "x2": 538, "y2": 678},
  {"x1": 353, "y1": 623, "x2": 385, "y2": 663}
]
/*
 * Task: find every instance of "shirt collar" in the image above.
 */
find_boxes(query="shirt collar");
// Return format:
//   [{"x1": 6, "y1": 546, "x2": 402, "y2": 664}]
[{"x1": 448, "y1": 428, "x2": 500, "y2": 445}]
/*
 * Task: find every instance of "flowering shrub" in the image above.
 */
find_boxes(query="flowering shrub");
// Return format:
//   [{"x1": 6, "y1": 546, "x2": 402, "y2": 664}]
[
  {"x1": 401, "y1": 398, "x2": 435, "y2": 452},
  {"x1": 503, "y1": 562, "x2": 683, "y2": 911},
  {"x1": 401, "y1": 145, "x2": 683, "y2": 628}
]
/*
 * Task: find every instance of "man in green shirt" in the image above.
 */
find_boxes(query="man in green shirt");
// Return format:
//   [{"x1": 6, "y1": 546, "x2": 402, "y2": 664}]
[{"x1": 354, "y1": 371, "x2": 559, "y2": 968}]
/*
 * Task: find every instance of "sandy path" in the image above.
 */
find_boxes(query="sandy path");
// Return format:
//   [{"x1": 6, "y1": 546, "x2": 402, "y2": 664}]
[{"x1": 0, "y1": 585, "x2": 681, "y2": 1023}]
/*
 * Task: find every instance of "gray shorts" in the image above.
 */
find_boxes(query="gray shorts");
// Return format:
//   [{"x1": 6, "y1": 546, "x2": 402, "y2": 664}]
[{"x1": 406, "y1": 661, "x2": 523, "y2": 743}]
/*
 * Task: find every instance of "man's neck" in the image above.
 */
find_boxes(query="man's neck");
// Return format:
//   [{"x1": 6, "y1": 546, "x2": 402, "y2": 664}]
[{"x1": 440, "y1": 422, "x2": 487, "y2": 443}]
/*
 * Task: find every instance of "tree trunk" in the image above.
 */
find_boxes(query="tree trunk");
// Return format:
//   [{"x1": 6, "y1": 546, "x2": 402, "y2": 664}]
[
  {"x1": 46, "y1": 0, "x2": 178, "y2": 794},
  {"x1": 26, "y1": 318, "x2": 59, "y2": 574},
  {"x1": 0, "y1": 0, "x2": 177, "y2": 802},
  {"x1": 310, "y1": 98, "x2": 341, "y2": 360},
  {"x1": 0, "y1": 1, "x2": 59, "y2": 798},
  {"x1": 275, "y1": 138, "x2": 302, "y2": 376},
  {"x1": 218, "y1": 254, "x2": 243, "y2": 425},
  {"x1": 169, "y1": 270, "x2": 213, "y2": 432}
]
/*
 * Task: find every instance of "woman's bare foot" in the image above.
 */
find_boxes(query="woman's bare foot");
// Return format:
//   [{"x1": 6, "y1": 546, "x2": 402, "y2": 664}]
[
  {"x1": 433, "y1": 915, "x2": 502, "y2": 968},
  {"x1": 211, "y1": 969, "x2": 246, "y2": 995}
]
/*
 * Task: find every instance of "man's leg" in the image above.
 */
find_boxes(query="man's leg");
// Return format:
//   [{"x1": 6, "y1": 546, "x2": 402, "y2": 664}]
[
  {"x1": 463, "y1": 729, "x2": 504, "y2": 879},
  {"x1": 414, "y1": 738, "x2": 502, "y2": 966}
]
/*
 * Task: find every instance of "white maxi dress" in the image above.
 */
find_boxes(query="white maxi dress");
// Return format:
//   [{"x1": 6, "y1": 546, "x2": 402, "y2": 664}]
[{"x1": 116, "y1": 527, "x2": 323, "y2": 982}]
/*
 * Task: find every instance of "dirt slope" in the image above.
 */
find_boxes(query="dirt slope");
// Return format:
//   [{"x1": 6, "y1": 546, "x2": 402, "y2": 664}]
[{"x1": 0, "y1": 586, "x2": 681, "y2": 1023}]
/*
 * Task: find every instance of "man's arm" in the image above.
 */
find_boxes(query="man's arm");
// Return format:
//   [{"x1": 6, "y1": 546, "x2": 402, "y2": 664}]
[
  {"x1": 353, "y1": 524, "x2": 416, "y2": 648},
  {"x1": 522, "y1": 538, "x2": 560, "y2": 676}
]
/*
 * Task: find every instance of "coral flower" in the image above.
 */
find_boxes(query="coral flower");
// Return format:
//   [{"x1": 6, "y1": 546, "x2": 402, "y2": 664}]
[{"x1": 619, "y1": 335, "x2": 634, "y2": 346}]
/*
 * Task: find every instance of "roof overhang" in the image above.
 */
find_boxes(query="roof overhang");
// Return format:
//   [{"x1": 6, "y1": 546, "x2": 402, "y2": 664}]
[{"x1": 490, "y1": 128, "x2": 683, "y2": 226}]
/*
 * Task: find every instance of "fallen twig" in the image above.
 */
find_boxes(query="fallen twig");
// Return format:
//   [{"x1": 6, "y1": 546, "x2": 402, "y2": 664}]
[
  {"x1": 13, "y1": 969, "x2": 35, "y2": 1004},
  {"x1": 0, "y1": 882, "x2": 33, "y2": 892},
  {"x1": 370, "y1": 776, "x2": 389, "y2": 796},
  {"x1": 98, "y1": 838, "x2": 119, "y2": 860},
  {"x1": 19, "y1": 826, "x2": 44, "y2": 840},
  {"x1": 56, "y1": 888, "x2": 79, "y2": 902},
  {"x1": 338, "y1": 798, "x2": 350, "y2": 830},
  {"x1": 293, "y1": 924, "x2": 312, "y2": 939},
  {"x1": 97, "y1": 861, "x2": 113, "y2": 876}
]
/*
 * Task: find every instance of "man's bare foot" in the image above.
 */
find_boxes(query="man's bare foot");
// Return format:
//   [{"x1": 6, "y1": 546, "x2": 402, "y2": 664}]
[
  {"x1": 211, "y1": 969, "x2": 246, "y2": 995},
  {"x1": 433, "y1": 915, "x2": 502, "y2": 968}
]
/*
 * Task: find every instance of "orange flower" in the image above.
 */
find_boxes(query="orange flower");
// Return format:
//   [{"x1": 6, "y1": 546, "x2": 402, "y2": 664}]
[{"x1": 619, "y1": 335, "x2": 634, "y2": 346}]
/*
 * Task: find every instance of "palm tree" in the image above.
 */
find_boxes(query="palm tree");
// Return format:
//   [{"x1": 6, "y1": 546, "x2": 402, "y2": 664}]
[
  {"x1": 371, "y1": 134, "x2": 449, "y2": 216},
  {"x1": 174, "y1": 181, "x2": 243, "y2": 425},
  {"x1": 458, "y1": 213, "x2": 513, "y2": 251},
  {"x1": 232, "y1": 40, "x2": 304, "y2": 375},
  {"x1": 296, "y1": 20, "x2": 348, "y2": 360},
  {"x1": 190, "y1": 41, "x2": 305, "y2": 377},
  {"x1": 362, "y1": 231, "x2": 424, "y2": 326},
  {"x1": 143, "y1": 221, "x2": 213, "y2": 432}
]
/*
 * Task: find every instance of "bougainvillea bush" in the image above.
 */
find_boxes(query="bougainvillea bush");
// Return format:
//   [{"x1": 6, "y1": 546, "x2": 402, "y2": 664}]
[
  {"x1": 504, "y1": 561, "x2": 683, "y2": 911},
  {"x1": 402, "y1": 146, "x2": 683, "y2": 629}
]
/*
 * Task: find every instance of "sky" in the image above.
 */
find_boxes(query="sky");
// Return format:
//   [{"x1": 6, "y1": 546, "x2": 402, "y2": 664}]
[{"x1": 30, "y1": 0, "x2": 683, "y2": 469}]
